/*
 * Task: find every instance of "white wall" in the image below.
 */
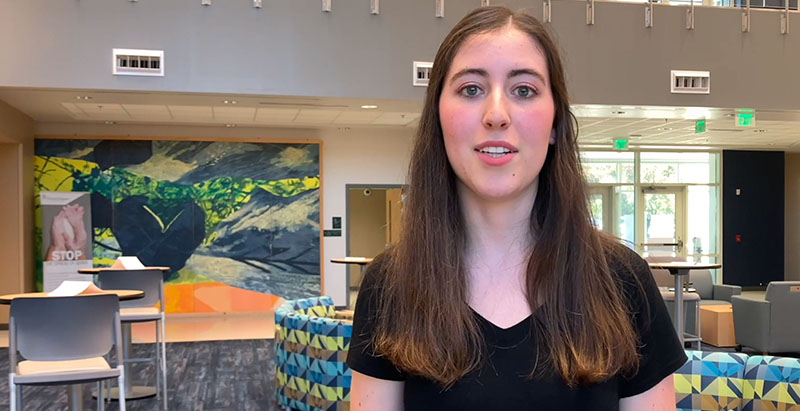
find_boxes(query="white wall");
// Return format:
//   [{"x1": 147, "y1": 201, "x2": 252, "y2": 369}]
[{"x1": 35, "y1": 122, "x2": 414, "y2": 305}]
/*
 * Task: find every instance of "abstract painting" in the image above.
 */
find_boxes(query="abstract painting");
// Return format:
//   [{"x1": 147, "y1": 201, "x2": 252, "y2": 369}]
[{"x1": 34, "y1": 139, "x2": 321, "y2": 311}]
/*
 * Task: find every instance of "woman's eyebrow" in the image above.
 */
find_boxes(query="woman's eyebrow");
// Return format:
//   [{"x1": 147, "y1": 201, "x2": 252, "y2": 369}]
[
  {"x1": 509, "y1": 68, "x2": 547, "y2": 85},
  {"x1": 449, "y1": 67, "x2": 547, "y2": 85},
  {"x1": 449, "y1": 68, "x2": 488, "y2": 83}
]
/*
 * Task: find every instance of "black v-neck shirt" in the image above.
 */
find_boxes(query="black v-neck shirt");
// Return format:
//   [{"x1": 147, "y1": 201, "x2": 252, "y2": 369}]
[{"x1": 346, "y1": 248, "x2": 687, "y2": 410}]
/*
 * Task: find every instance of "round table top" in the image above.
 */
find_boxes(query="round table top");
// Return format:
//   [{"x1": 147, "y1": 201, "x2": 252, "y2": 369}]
[
  {"x1": 0, "y1": 289, "x2": 145, "y2": 304},
  {"x1": 330, "y1": 257, "x2": 373, "y2": 265},
  {"x1": 77, "y1": 266, "x2": 171, "y2": 274},
  {"x1": 648, "y1": 262, "x2": 721, "y2": 270}
]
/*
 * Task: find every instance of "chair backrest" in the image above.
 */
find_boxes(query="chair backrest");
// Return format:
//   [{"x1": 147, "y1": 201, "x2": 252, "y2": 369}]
[
  {"x1": 10, "y1": 294, "x2": 120, "y2": 361},
  {"x1": 688, "y1": 269, "x2": 713, "y2": 300},
  {"x1": 764, "y1": 281, "x2": 800, "y2": 351},
  {"x1": 95, "y1": 269, "x2": 164, "y2": 309},
  {"x1": 645, "y1": 256, "x2": 684, "y2": 288}
]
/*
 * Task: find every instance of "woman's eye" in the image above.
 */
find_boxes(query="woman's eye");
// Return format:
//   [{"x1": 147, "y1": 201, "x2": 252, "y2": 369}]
[
  {"x1": 513, "y1": 86, "x2": 536, "y2": 98},
  {"x1": 460, "y1": 85, "x2": 482, "y2": 97}
]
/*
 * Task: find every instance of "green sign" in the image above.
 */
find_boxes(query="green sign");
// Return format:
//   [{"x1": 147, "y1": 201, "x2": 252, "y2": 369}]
[
  {"x1": 695, "y1": 119, "x2": 706, "y2": 134},
  {"x1": 737, "y1": 112, "x2": 755, "y2": 127},
  {"x1": 614, "y1": 139, "x2": 629, "y2": 150}
]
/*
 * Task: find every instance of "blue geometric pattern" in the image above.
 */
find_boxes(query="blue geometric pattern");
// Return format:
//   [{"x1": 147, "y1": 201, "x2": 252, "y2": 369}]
[
  {"x1": 743, "y1": 355, "x2": 800, "y2": 411},
  {"x1": 674, "y1": 350, "x2": 748, "y2": 411},
  {"x1": 275, "y1": 296, "x2": 353, "y2": 411}
]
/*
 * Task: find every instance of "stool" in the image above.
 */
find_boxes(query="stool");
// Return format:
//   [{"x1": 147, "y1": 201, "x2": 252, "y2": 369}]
[{"x1": 661, "y1": 290, "x2": 702, "y2": 349}]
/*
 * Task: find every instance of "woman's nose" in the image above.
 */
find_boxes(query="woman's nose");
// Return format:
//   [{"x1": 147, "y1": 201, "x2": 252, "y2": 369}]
[{"x1": 482, "y1": 91, "x2": 510, "y2": 129}]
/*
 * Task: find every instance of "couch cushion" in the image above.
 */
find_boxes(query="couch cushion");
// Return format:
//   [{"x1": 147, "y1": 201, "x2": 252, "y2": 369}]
[
  {"x1": 674, "y1": 350, "x2": 747, "y2": 411},
  {"x1": 743, "y1": 355, "x2": 800, "y2": 410}
]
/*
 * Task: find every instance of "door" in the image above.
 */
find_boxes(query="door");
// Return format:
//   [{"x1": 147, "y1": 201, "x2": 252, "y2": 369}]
[
  {"x1": 638, "y1": 186, "x2": 687, "y2": 258},
  {"x1": 588, "y1": 186, "x2": 613, "y2": 233}
]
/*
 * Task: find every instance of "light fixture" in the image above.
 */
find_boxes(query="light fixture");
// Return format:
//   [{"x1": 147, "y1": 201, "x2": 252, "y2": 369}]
[
  {"x1": 611, "y1": 110, "x2": 625, "y2": 115},
  {"x1": 370, "y1": 0, "x2": 379, "y2": 14},
  {"x1": 225, "y1": 124, "x2": 237, "y2": 128},
  {"x1": 322, "y1": 0, "x2": 331, "y2": 12},
  {"x1": 657, "y1": 127, "x2": 673, "y2": 131},
  {"x1": 753, "y1": 129, "x2": 767, "y2": 133},
  {"x1": 435, "y1": 0, "x2": 444, "y2": 18},
  {"x1": 253, "y1": 0, "x2": 262, "y2": 7},
  {"x1": 76, "y1": 96, "x2": 92, "y2": 100},
  {"x1": 223, "y1": 100, "x2": 237, "y2": 105},
  {"x1": 104, "y1": 121, "x2": 116, "y2": 125},
  {"x1": 202, "y1": 0, "x2": 211, "y2": 6},
  {"x1": 360, "y1": 105, "x2": 378, "y2": 109}
]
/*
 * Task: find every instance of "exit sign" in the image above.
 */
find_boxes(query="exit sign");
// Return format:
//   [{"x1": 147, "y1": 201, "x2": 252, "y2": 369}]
[
  {"x1": 736, "y1": 110, "x2": 755, "y2": 127},
  {"x1": 695, "y1": 119, "x2": 706, "y2": 134},
  {"x1": 614, "y1": 139, "x2": 629, "y2": 150}
]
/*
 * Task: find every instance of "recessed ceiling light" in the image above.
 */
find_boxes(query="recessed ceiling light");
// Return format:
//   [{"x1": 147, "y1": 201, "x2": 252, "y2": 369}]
[
  {"x1": 611, "y1": 111, "x2": 625, "y2": 115},
  {"x1": 225, "y1": 124, "x2": 237, "y2": 128},
  {"x1": 104, "y1": 121, "x2": 116, "y2": 125},
  {"x1": 76, "y1": 96, "x2": 92, "y2": 100},
  {"x1": 223, "y1": 100, "x2": 238, "y2": 105},
  {"x1": 361, "y1": 105, "x2": 378, "y2": 109}
]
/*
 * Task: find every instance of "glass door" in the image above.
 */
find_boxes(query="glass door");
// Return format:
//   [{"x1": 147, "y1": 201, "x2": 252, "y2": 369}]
[
  {"x1": 589, "y1": 186, "x2": 612, "y2": 232},
  {"x1": 638, "y1": 186, "x2": 686, "y2": 258}
]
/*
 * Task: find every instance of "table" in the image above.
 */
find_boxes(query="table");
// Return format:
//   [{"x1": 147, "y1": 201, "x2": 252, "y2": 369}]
[
  {"x1": 648, "y1": 262, "x2": 721, "y2": 345},
  {"x1": 77, "y1": 266, "x2": 170, "y2": 274},
  {"x1": 331, "y1": 257, "x2": 373, "y2": 308},
  {"x1": 700, "y1": 305, "x2": 736, "y2": 347},
  {"x1": 78, "y1": 266, "x2": 170, "y2": 402},
  {"x1": 0, "y1": 290, "x2": 144, "y2": 411}
]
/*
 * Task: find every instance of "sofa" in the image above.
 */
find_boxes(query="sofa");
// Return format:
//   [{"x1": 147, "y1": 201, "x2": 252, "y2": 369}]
[
  {"x1": 275, "y1": 296, "x2": 353, "y2": 411},
  {"x1": 275, "y1": 297, "x2": 800, "y2": 411},
  {"x1": 674, "y1": 350, "x2": 800, "y2": 410},
  {"x1": 731, "y1": 281, "x2": 800, "y2": 354}
]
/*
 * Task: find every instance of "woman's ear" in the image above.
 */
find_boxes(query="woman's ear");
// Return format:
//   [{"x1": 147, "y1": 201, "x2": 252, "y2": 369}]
[{"x1": 549, "y1": 129, "x2": 556, "y2": 145}]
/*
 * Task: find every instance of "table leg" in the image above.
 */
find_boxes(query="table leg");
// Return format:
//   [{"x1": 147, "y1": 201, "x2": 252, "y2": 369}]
[
  {"x1": 673, "y1": 270, "x2": 685, "y2": 345},
  {"x1": 68, "y1": 384, "x2": 83, "y2": 411}
]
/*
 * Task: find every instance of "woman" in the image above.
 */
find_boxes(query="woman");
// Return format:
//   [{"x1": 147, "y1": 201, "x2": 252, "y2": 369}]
[{"x1": 347, "y1": 6, "x2": 686, "y2": 410}]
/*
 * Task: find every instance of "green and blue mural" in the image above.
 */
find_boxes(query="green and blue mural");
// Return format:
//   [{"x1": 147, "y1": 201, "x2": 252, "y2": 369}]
[{"x1": 34, "y1": 139, "x2": 321, "y2": 300}]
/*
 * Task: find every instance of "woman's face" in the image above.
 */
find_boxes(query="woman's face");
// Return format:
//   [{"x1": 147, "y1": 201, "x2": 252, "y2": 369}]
[{"x1": 439, "y1": 26, "x2": 555, "y2": 203}]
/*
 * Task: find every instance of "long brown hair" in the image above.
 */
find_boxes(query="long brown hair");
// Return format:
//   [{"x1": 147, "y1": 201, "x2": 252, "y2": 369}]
[{"x1": 371, "y1": 6, "x2": 639, "y2": 388}]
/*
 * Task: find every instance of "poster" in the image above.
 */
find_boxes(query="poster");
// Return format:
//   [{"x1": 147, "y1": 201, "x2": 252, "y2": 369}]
[{"x1": 40, "y1": 191, "x2": 93, "y2": 291}]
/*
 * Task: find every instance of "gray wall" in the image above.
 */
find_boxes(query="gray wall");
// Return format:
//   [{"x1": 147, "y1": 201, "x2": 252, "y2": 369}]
[{"x1": 2, "y1": 0, "x2": 799, "y2": 109}]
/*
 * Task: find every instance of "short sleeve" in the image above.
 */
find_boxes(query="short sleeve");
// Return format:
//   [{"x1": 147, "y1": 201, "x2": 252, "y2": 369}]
[
  {"x1": 616, "y1": 250, "x2": 688, "y2": 398},
  {"x1": 345, "y1": 258, "x2": 406, "y2": 381}
]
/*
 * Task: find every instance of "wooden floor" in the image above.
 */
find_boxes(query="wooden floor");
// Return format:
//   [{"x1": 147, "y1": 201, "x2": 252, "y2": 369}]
[{"x1": 0, "y1": 339, "x2": 283, "y2": 411}]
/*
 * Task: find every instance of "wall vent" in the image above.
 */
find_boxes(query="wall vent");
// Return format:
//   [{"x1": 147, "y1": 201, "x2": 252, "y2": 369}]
[
  {"x1": 113, "y1": 48, "x2": 164, "y2": 77},
  {"x1": 413, "y1": 61, "x2": 433, "y2": 87},
  {"x1": 670, "y1": 70, "x2": 709, "y2": 94}
]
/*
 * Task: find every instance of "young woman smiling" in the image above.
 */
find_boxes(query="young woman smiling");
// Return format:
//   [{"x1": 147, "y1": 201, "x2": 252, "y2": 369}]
[{"x1": 347, "y1": 6, "x2": 685, "y2": 411}]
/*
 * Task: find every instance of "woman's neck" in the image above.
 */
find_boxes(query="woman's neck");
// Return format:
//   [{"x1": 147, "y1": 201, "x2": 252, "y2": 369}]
[{"x1": 458, "y1": 180, "x2": 537, "y2": 270}]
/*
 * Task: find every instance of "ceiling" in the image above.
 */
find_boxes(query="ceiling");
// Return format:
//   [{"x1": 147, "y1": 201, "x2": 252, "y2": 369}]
[{"x1": 3, "y1": 87, "x2": 800, "y2": 151}]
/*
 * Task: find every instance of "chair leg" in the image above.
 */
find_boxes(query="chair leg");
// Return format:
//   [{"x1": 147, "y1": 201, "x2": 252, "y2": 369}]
[
  {"x1": 9, "y1": 379, "x2": 16, "y2": 411},
  {"x1": 118, "y1": 373, "x2": 127, "y2": 411},
  {"x1": 97, "y1": 381, "x2": 104, "y2": 411},
  {"x1": 160, "y1": 317, "x2": 168, "y2": 410}
]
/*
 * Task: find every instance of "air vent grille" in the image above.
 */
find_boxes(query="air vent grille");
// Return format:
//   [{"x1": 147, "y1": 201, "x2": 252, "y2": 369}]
[
  {"x1": 670, "y1": 70, "x2": 709, "y2": 94},
  {"x1": 413, "y1": 61, "x2": 433, "y2": 87},
  {"x1": 113, "y1": 48, "x2": 164, "y2": 77}
]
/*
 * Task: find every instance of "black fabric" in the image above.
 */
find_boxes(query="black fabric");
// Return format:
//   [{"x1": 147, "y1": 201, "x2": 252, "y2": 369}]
[{"x1": 346, "y1": 247, "x2": 687, "y2": 410}]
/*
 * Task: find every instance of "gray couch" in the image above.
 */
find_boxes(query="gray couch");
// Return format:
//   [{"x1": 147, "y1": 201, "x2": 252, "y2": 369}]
[{"x1": 732, "y1": 281, "x2": 800, "y2": 353}]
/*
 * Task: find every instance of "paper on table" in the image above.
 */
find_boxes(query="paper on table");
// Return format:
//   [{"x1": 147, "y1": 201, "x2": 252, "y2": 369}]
[
  {"x1": 48, "y1": 280, "x2": 104, "y2": 296},
  {"x1": 111, "y1": 256, "x2": 146, "y2": 270}
]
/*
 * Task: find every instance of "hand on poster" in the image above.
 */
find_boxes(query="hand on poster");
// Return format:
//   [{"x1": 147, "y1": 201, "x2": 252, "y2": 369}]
[{"x1": 46, "y1": 204, "x2": 89, "y2": 261}]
